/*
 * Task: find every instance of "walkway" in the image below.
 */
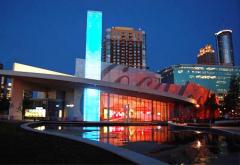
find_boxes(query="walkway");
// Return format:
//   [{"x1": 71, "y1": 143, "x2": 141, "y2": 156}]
[
  {"x1": 169, "y1": 121, "x2": 240, "y2": 136},
  {"x1": 212, "y1": 126, "x2": 240, "y2": 136}
]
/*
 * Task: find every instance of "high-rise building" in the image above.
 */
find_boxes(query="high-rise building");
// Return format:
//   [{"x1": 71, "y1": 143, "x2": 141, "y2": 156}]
[
  {"x1": 0, "y1": 63, "x2": 7, "y2": 99},
  {"x1": 197, "y1": 44, "x2": 215, "y2": 65},
  {"x1": 215, "y1": 29, "x2": 234, "y2": 66},
  {"x1": 103, "y1": 27, "x2": 146, "y2": 69}
]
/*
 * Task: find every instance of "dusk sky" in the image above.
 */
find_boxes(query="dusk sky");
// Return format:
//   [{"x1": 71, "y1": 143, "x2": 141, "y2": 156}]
[{"x1": 0, "y1": 0, "x2": 239, "y2": 74}]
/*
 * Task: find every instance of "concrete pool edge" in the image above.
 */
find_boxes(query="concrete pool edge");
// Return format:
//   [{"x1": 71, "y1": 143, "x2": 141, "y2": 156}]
[
  {"x1": 168, "y1": 121, "x2": 240, "y2": 137},
  {"x1": 21, "y1": 122, "x2": 168, "y2": 165}
]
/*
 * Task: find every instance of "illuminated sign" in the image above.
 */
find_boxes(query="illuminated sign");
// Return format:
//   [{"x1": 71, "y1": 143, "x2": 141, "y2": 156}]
[
  {"x1": 25, "y1": 107, "x2": 46, "y2": 118},
  {"x1": 83, "y1": 11, "x2": 102, "y2": 121}
]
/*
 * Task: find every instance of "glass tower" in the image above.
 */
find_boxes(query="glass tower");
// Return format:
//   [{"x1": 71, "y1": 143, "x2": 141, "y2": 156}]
[{"x1": 215, "y1": 30, "x2": 234, "y2": 66}]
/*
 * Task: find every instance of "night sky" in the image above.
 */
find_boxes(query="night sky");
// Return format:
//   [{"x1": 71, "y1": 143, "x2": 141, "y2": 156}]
[{"x1": 0, "y1": 0, "x2": 239, "y2": 74}]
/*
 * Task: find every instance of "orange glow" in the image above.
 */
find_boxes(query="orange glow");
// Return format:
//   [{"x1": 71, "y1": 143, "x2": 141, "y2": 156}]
[
  {"x1": 100, "y1": 126, "x2": 170, "y2": 146},
  {"x1": 100, "y1": 93, "x2": 170, "y2": 122}
]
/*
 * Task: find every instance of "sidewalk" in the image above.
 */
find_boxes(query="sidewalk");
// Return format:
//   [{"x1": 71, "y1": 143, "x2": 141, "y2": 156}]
[
  {"x1": 212, "y1": 126, "x2": 240, "y2": 136},
  {"x1": 169, "y1": 121, "x2": 240, "y2": 136}
]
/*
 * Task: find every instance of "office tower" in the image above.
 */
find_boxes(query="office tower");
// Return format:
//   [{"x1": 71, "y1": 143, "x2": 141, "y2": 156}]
[
  {"x1": 0, "y1": 64, "x2": 11, "y2": 99},
  {"x1": 0, "y1": 63, "x2": 7, "y2": 99},
  {"x1": 103, "y1": 27, "x2": 146, "y2": 69},
  {"x1": 197, "y1": 44, "x2": 215, "y2": 65},
  {"x1": 215, "y1": 29, "x2": 234, "y2": 66}
]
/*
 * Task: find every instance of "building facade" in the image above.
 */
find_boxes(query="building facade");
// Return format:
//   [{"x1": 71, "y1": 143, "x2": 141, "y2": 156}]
[
  {"x1": 102, "y1": 27, "x2": 146, "y2": 69},
  {"x1": 215, "y1": 29, "x2": 234, "y2": 66},
  {"x1": 1, "y1": 60, "x2": 215, "y2": 122},
  {"x1": 160, "y1": 64, "x2": 240, "y2": 101},
  {"x1": 197, "y1": 44, "x2": 215, "y2": 65},
  {"x1": 0, "y1": 11, "x2": 217, "y2": 122},
  {"x1": 75, "y1": 58, "x2": 214, "y2": 121}
]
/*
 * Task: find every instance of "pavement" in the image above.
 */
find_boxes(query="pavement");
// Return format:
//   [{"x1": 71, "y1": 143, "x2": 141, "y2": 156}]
[
  {"x1": 212, "y1": 126, "x2": 240, "y2": 136},
  {"x1": 169, "y1": 121, "x2": 240, "y2": 136}
]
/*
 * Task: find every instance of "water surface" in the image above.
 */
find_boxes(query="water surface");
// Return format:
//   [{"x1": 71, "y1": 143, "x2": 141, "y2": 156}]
[{"x1": 35, "y1": 125, "x2": 240, "y2": 165}]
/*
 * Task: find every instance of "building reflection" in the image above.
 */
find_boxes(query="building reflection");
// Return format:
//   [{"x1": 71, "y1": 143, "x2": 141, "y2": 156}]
[{"x1": 99, "y1": 126, "x2": 171, "y2": 146}]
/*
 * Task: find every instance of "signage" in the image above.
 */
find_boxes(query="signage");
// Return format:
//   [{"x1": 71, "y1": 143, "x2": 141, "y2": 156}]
[{"x1": 25, "y1": 107, "x2": 46, "y2": 118}]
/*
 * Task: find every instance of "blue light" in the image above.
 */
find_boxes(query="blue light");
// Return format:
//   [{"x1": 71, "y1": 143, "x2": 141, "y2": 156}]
[
  {"x1": 83, "y1": 11, "x2": 102, "y2": 121},
  {"x1": 82, "y1": 127, "x2": 100, "y2": 141},
  {"x1": 83, "y1": 88, "x2": 100, "y2": 121},
  {"x1": 85, "y1": 11, "x2": 102, "y2": 80}
]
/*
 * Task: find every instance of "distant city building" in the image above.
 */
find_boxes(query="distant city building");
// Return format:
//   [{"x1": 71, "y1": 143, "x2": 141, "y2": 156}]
[
  {"x1": 102, "y1": 27, "x2": 146, "y2": 69},
  {"x1": 215, "y1": 29, "x2": 234, "y2": 66},
  {"x1": 197, "y1": 44, "x2": 215, "y2": 65},
  {"x1": 0, "y1": 63, "x2": 8, "y2": 99},
  {"x1": 159, "y1": 64, "x2": 240, "y2": 101}
]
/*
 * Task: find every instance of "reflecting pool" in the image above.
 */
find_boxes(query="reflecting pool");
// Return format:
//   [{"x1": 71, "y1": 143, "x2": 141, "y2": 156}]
[{"x1": 35, "y1": 125, "x2": 240, "y2": 165}]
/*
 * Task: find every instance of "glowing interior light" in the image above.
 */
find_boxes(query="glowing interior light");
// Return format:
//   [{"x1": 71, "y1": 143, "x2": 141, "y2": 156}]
[
  {"x1": 196, "y1": 140, "x2": 202, "y2": 149},
  {"x1": 83, "y1": 11, "x2": 102, "y2": 121},
  {"x1": 58, "y1": 110, "x2": 62, "y2": 118},
  {"x1": 195, "y1": 131, "x2": 201, "y2": 134},
  {"x1": 84, "y1": 89, "x2": 100, "y2": 121},
  {"x1": 147, "y1": 111, "x2": 151, "y2": 115}
]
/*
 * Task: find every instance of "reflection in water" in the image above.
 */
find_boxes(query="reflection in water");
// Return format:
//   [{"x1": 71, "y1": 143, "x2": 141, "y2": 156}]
[
  {"x1": 100, "y1": 126, "x2": 171, "y2": 146},
  {"x1": 82, "y1": 127, "x2": 100, "y2": 141},
  {"x1": 193, "y1": 140, "x2": 202, "y2": 149},
  {"x1": 36, "y1": 125, "x2": 240, "y2": 165},
  {"x1": 35, "y1": 126, "x2": 45, "y2": 131}
]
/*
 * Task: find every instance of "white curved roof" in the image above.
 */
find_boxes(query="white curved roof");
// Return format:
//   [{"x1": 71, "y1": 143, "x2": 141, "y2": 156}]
[
  {"x1": 0, "y1": 70, "x2": 197, "y2": 105},
  {"x1": 215, "y1": 29, "x2": 232, "y2": 35}
]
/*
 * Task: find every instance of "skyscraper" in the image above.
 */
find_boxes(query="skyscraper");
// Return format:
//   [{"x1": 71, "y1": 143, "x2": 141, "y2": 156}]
[
  {"x1": 0, "y1": 64, "x2": 12, "y2": 99},
  {"x1": 215, "y1": 29, "x2": 234, "y2": 66},
  {"x1": 0, "y1": 63, "x2": 7, "y2": 99},
  {"x1": 103, "y1": 27, "x2": 146, "y2": 69},
  {"x1": 197, "y1": 44, "x2": 215, "y2": 65}
]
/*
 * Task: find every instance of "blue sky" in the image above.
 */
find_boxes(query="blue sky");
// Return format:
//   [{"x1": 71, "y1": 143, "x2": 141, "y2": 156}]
[{"x1": 0, "y1": 0, "x2": 239, "y2": 74}]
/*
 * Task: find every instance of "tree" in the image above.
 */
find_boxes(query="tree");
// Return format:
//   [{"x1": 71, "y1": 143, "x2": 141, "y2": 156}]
[
  {"x1": 223, "y1": 75, "x2": 240, "y2": 118},
  {"x1": 0, "y1": 97, "x2": 10, "y2": 114},
  {"x1": 204, "y1": 93, "x2": 219, "y2": 122}
]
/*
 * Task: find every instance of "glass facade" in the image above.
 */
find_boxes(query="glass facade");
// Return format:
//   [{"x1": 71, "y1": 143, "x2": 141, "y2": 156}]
[
  {"x1": 75, "y1": 59, "x2": 211, "y2": 121},
  {"x1": 215, "y1": 30, "x2": 234, "y2": 66},
  {"x1": 100, "y1": 92, "x2": 173, "y2": 122},
  {"x1": 160, "y1": 64, "x2": 240, "y2": 100}
]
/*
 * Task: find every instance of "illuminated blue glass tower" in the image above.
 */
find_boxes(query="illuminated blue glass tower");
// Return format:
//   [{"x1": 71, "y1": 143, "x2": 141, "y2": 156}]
[
  {"x1": 83, "y1": 11, "x2": 102, "y2": 121},
  {"x1": 215, "y1": 30, "x2": 234, "y2": 66}
]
